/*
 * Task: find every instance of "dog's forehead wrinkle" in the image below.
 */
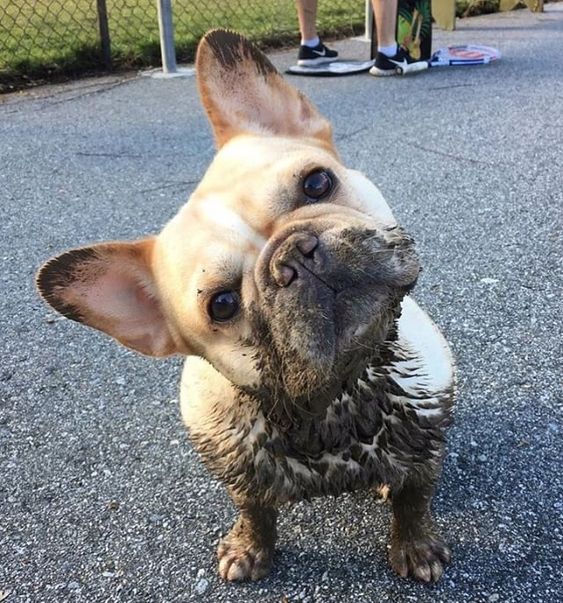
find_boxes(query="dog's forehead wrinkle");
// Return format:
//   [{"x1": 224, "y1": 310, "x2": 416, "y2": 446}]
[
  {"x1": 192, "y1": 139, "x2": 346, "y2": 239},
  {"x1": 194, "y1": 195, "x2": 267, "y2": 250}
]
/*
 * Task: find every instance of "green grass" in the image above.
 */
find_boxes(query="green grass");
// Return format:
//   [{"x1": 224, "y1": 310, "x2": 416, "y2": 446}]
[{"x1": 0, "y1": 0, "x2": 364, "y2": 91}]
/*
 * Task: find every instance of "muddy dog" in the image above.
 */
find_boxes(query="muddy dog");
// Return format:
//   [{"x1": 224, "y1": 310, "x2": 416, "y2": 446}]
[{"x1": 37, "y1": 29, "x2": 455, "y2": 583}]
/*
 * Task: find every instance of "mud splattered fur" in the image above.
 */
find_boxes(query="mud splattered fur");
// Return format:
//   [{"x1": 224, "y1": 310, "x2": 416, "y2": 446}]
[{"x1": 188, "y1": 344, "x2": 453, "y2": 508}]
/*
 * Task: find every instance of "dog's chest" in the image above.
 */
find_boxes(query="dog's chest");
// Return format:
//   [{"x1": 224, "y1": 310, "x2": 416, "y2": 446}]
[{"x1": 189, "y1": 365, "x2": 450, "y2": 505}]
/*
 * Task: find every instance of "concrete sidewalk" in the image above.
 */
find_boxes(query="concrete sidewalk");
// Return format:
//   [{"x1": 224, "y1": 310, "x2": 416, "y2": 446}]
[{"x1": 1, "y1": 5, "x2": 562, "y2": 603}]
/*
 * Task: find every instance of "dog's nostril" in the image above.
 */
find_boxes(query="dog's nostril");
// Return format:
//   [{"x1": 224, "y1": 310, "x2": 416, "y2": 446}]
[
  {"x1": 270, "y1": 233, "x2": 318, "y2": 287},
  {"x1": 276, "y1": 264, "x2": 297, "y2": 287},
  {"x1": 296, "y1": 235, "x2": 318, "y2": 258}
]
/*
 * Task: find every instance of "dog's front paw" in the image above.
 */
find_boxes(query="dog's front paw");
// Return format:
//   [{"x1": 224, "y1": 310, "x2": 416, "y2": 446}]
[
  {"x1": 217, "y1": 537, "x2": 273, "y2": 581},
  {"x1": 389, "y1": 527, "x2": 451, "y2": 583}
]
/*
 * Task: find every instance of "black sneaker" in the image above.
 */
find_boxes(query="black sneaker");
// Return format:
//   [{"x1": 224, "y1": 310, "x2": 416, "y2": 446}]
[
  {"x1": 297, "y1": 40, "x2": 338, "y2": 66},
  {"x1": 369, "y1": 46, "x2": 428, "y2": 76}
]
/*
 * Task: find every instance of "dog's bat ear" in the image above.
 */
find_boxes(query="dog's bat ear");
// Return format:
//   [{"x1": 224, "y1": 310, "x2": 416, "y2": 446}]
[
  {"x1": 196, "y1": 29, "x2": 333, "y2": 149},
  {"x1": 36, "y1": 239, "x2": 179, "y2": 357}
]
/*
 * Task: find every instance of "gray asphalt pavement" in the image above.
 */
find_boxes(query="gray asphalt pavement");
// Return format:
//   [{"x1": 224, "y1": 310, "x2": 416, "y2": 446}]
[{"x1": 1, "y1": 5, "x2": 562, "y2": 603}]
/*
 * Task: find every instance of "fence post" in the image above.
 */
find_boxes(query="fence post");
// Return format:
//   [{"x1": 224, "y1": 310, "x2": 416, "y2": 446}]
[
  {"x1": 364, "y1": 0, "x2": 374, "y2": 42},
  {"x1": 156, "y1": 0, "x2": 178, "y2": 74},
  {"x1": 96, "y1": 0, "x2": 112, "y2": 69}
]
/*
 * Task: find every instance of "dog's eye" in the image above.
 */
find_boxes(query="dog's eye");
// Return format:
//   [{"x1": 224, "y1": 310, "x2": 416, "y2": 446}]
[
  {"x1": 208, "y1": 291, "x2": 240, "y2": 322},
  {"x1": 303, "y1": 169, "x2": 333, "y2": 201}
]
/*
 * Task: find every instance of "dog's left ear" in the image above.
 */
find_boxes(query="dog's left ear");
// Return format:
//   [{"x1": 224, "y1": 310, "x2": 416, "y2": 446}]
[{"x1": 196, "y1": 29, "x2": 333, "y2": 149}]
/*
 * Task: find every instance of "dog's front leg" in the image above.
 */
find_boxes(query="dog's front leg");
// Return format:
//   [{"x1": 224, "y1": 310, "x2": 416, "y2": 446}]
[
  {"x1": 217, "y1": 503, "x2": 277, "y2": 581},
  {"x1": 389, "y1": 477, "x2": 451, "y2": 583}
]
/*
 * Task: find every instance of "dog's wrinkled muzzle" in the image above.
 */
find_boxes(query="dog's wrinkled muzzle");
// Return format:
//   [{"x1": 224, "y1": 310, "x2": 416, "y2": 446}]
[{"x1": 247, "y1": 216, "x2": 419, "y2": 401}]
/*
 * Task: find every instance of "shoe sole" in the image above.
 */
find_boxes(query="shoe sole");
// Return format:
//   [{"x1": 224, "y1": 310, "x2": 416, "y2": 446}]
[
  {"x1": 297, "y1": 57, "x2": 336, "y2": 66},
  {"x1": 369, "y1": 66, "x2": 396, "y2": 77},
  {"x1": 370, "y1": 62, "x2": 429, "y2": 76}
]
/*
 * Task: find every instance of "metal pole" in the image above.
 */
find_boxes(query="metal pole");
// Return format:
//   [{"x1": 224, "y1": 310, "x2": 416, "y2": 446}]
[
  {"x1": 364, "y1": 0, "x2": 374, "y2": 42},
  {"x1": 96, "y1": 0, "x2": 112, "y2": 70},
  {"x1": 156, "y1": 0, "x2": 177, "y2": 74}
]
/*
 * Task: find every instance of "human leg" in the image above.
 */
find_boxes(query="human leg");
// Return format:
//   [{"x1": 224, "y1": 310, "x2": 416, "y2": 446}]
[
  {"x1": 295, "y1": 0, "x2": 338, "y2": 65},
  {"x1": 296, "y1": 0, "x2": 319, "y2": 44},
  {"x1": 372, "y1": 0, "x2": 399, "y2": 50},
  {"x1": 369, "y1": 0, "x2": 429, "y2": 76}
]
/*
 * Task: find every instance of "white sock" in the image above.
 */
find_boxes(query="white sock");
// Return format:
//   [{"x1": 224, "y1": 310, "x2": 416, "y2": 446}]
[
  {"x1": 378, "y1": 43, "x2": 398, "y2": 57},
  {"x1": 302, "y1": 36, "x2": 320, "y2": 48}
]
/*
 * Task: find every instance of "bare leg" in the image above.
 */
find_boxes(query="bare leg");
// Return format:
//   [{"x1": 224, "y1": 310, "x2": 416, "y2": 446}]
[
  {"x1": 389, "y1": 477, "x2": 451, "y2": 582},
  {"x1": 217, "y1": 504, "x2": 277, "y2": 581},
  {"x1": 295, "y1": 0, "x2": 318, "y2": 42},
  {"x1": 372, "y1": 0, "x2": 398, "y2": 47}
]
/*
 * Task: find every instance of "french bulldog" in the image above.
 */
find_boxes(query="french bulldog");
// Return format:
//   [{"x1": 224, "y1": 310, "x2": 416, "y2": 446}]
[{"x1": 36, "y1": 29, "x2": 455, "y2": 583}]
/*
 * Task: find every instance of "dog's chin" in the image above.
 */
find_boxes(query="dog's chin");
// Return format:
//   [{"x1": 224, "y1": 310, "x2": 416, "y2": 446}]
[
  {"x1": 245, "y1": 283, "x2": 410, "y2": 412},
  {"x1": 284, "y1": 323, "x2": 393, "y2": 405},
  {"x1": 244, "y1": 308, "x2": 395, "y2": 416}
]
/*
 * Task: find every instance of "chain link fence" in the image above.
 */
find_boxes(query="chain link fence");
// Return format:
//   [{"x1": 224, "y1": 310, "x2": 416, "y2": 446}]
[{"x1": 0, "y1": 1, "x2": 364, "y2": 92}]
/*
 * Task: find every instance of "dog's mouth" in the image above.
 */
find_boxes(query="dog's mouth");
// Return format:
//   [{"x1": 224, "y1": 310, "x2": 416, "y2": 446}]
[
  {"x1": 292, "y1": 259, "x2": 339, "y2": 294},
  {"x1": 246, "y1": 223, "x2": 420, "y2": 413}
]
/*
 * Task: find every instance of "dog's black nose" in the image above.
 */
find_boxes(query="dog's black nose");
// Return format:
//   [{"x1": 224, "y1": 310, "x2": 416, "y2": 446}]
[{"x1": 271, "y1": 233, "x2": 319, "y2": 287}]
